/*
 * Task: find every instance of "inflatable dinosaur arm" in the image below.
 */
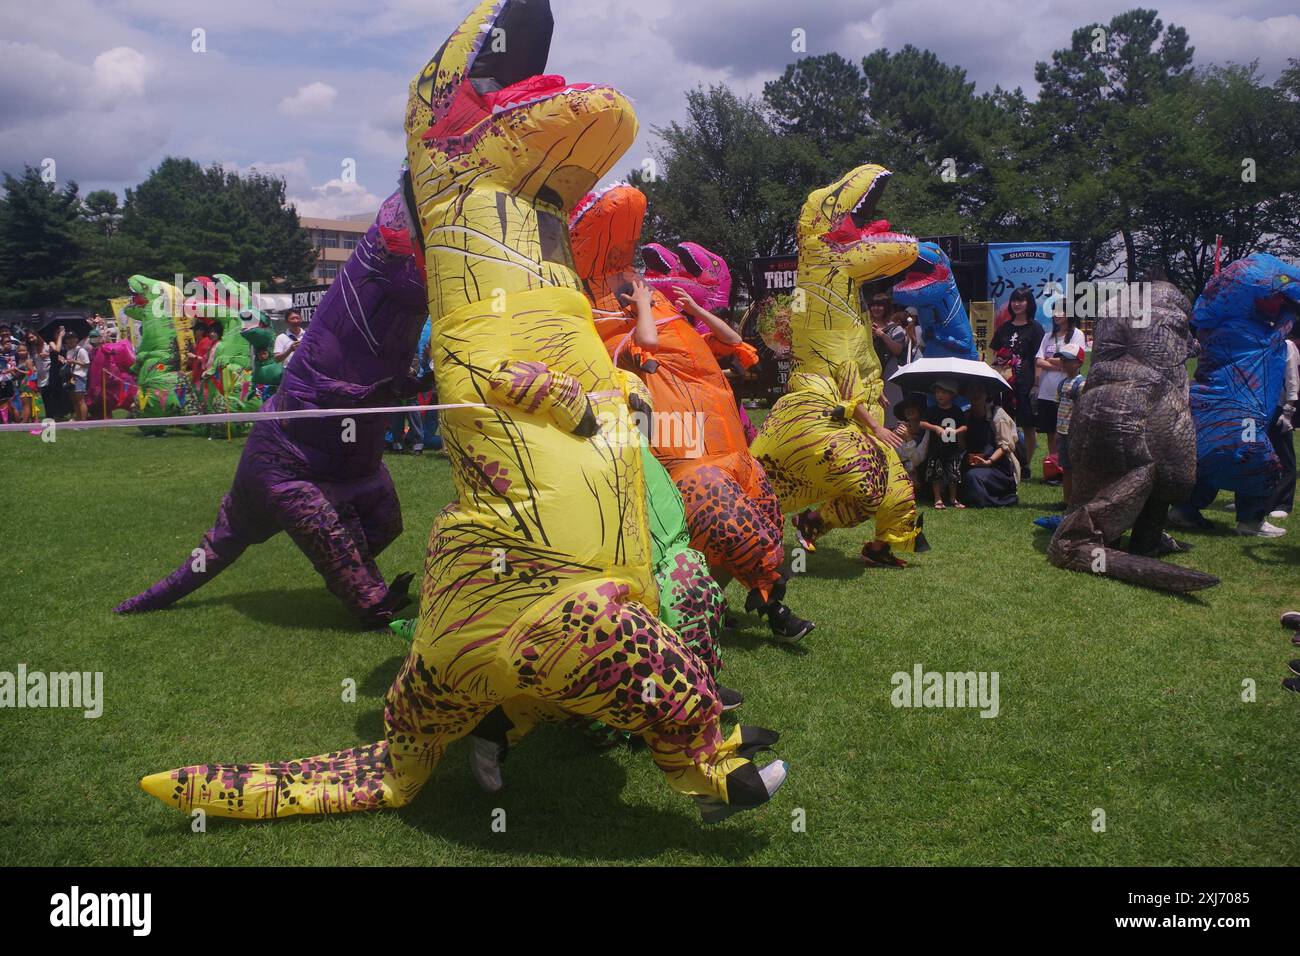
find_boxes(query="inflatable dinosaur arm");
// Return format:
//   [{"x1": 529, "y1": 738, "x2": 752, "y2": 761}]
[{"x1": 486, "y1": 360, "x2": 599, "y2": 436}]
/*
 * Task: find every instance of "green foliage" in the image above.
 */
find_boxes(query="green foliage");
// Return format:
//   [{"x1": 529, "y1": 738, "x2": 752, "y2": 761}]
[
  {"x1": 0, "y1": 157, "x2": 317, "y2": 311},
  {"x1": 119, "y1": 157, "x2": 316, "y2": 290},
  {"x1": 643, "y1": 8, "x2": 1299, "y2": 302},
  {"x1": 0, "y1": 167, "x2": 86, "y2": 309}
]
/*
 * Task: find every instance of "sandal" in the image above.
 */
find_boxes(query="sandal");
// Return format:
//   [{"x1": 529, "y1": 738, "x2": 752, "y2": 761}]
[
  {"x1": 954, "y1": 501, "x2": 966, "y2": 509},
  {"x1": 933, "y1": 501, "x2": 946, "y2": 510}
]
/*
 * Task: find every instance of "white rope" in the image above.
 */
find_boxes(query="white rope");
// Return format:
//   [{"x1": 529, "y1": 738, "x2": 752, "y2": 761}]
[{"x1": 0, "y1": 402, "x2": 485, "y2": 433}]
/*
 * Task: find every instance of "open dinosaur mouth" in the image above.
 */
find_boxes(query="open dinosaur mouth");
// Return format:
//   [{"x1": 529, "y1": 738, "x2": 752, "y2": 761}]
[
  {"x1": 677, "y1": 245, "x2": 707, "y2": 276},
  {"x1": 641, "y1": 245, "x2": 673, "y2": 275},
  {"x1": 820, "y1": 171, "x2": 915, "y2": 251},
  {"x1": 427, "y1": 0, "x2": 620, "y2": 143},
  {"x1": 892, "y1": 257, "x2": 950, "y2": 293}
]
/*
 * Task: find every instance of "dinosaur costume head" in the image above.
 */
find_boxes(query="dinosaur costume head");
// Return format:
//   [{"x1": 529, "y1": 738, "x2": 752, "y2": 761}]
[
  {"x1": 890, "y1": 241, "x2": 954, "y2": 309},
  {"x1": 642, "y1": 241, "x2": 733, "y2": 314},
  {"x1": 1094, "y1": 282, "x2": 1196, "y2": 378},
  {"x1": 570, "y1": 181, "x2": 647, "y2": 313},
  {"x1": 791, "y1": 164, "x2": 918, "y2": 388},
  {"x1": 889, "y1": 240, "x2": 978, "y2": 360},
  {"x1": 406, "y1": 0, "x2": 636, "y2": 317},
  {"x1": 1193, "y1": 253, "x2": 1300, "y2": 334}
]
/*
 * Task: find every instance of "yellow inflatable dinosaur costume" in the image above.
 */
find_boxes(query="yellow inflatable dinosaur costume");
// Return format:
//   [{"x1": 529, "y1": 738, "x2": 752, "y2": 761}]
[
  {"x1": 750, "y1": 165, "x2": 927, "y2": 565},
  {"x1": 139, "y1": 0, "x2": 785, "y2": 824}
]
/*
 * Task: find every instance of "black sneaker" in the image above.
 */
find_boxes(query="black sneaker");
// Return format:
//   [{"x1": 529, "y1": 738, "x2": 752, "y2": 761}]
[
  {"x1": 1281, "y1": 610, "x2": 1300, "y2": 630},
  {"x1": 768, "y1": 603, "x2": 814, "y2": 644},
  {"x1": 1289, "y1": 660, "x2": 1300, "y2": 678},
  {"x1": 718, "y1": 685, "x2": 744, "y2": 711},
  {"x1": 1283, "y1": 677, "x2": 1300, "y2": 694}
]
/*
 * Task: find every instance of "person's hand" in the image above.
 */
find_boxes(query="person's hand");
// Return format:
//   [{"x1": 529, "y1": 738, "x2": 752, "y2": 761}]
[
  {"x1": 618, "y1": 276, "x2": 653, "y2": 313},
  {"x1": 670, "y1": 285, "x2": 699, "y2": 315},
  {"x1": 872, "y1": 422, "x2": 902, "y2": 448},
  {"x1": 893, "y1": 422, "x2": 909, "y2": 438}
]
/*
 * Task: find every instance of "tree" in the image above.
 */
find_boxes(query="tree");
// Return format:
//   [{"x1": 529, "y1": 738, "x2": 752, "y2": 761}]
[
  {"x1": 81, "y1": 190, "x2": 122, "y2": 238},
  {"x1": 119, "y1": 157, "x2": 316, "y2": 289},
  {"x1": 633, "y1": 86, "x2": 811, "y2": 302},
  {"x1": 0, "y1": 166, "x2": 86, "y2": 309},
  {"x1": 1032, "y1": 8, "x2": 1195, "y2": 279}
]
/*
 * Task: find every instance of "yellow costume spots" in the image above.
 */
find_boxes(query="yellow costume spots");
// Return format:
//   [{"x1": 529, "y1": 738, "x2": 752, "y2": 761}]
[{"x1": 750, "y1": 164, "x2": 924, "y2": 552}]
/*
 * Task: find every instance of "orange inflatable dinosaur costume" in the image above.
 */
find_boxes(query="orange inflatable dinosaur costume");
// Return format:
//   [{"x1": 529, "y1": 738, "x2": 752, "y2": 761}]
[{"x1": 571, "y1": 183, "x2": 813, "y2": 642}]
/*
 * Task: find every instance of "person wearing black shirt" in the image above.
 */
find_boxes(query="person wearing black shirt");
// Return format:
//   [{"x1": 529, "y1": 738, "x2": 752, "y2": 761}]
[
  {"x1": 989, "y1": 287, "x2": 1045, "y2": 466},
  {"x1": 920, "y1": 380, "x2": 968, "y2": 508}
]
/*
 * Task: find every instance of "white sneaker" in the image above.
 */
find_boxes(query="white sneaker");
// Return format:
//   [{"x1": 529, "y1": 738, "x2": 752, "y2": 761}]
[
  {"x1": 1269, "y1": 510, "x2": 1289, "y2": 519},
  {"x1": 1235, "y1": 520, "x2": 1286, "y2": 537},
  {"x1": 467, "y1": 736, "x2": 504, "y2": 793},
  {"x1": 1225, "y1": 502, "x2": 1236, "y2": 511}
]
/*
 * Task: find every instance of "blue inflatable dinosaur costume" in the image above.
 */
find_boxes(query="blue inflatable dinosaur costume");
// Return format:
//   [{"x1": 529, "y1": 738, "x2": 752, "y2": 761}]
[
  {"x1": 1172, "y1": 254, "x2": 1300, "y2": 529},
  {"x1": 889, "y1": 241, "x2": 978, "y2": 360}
]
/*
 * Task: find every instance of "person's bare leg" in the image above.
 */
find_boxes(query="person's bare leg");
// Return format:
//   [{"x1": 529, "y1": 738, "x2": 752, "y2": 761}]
[
  {"x1": 931, "y1": 481, "x2": 944, "y2": 506},
  {"x1": 1047, "y1": 430, "x2": 1058, "y2": 456}
]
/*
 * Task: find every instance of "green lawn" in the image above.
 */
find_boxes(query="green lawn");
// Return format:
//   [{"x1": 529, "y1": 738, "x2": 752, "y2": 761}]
[{"x1": 1, "y1": 422, "x2": 1297, "y2": 866}]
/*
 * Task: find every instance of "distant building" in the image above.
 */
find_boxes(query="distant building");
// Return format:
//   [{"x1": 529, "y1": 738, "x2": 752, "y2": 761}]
[{"x1": 299, "y1": 211, "x2": 377, "y2": 284}]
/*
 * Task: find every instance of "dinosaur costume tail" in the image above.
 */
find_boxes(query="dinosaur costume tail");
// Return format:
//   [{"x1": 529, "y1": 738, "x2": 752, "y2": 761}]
[
  {"x1": 139, "y1": 742, "x2": 398, "y2": 819},
  {"x1": 1048, "y1": 544, "x2": 1219, "y2": 593}
]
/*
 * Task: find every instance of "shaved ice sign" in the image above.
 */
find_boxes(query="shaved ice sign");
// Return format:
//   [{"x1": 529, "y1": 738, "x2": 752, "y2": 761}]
[{"x1": 986, "y1": 242, "x2": 1071, "y2": 330}]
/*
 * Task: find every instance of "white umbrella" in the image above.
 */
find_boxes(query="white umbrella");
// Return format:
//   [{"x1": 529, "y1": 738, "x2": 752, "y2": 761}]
[{"x1": 888, "y1": 356, "x2": 1010, "y2": 395}]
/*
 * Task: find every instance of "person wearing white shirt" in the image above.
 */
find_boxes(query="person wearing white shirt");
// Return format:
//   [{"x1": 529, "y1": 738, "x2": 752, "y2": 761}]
[
  {"x1": 274, "y1": 311, "x2": 305, "y2": 368},
  {"x1": 1033, "y1": 304, "x2": 1087, "y2": 458}
]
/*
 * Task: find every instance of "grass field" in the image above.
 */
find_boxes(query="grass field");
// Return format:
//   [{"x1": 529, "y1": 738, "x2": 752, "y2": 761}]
[{"x1": 1, "y1": 420, "x2": 1297, "y2": 867}]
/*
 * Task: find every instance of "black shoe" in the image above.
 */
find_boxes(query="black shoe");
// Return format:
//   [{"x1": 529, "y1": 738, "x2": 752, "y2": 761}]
[
  {"x1": 1281, "y1": 610, "x2": 1300, "y2": 630},
  {"x1": 1157, "y1": 532, "x2": 1193, "y2": 554},
  {"x1": 1283, "y1": 677, "x2": 1300, "y2": 694},
  {"x1": 1289, "y1": 660, "x2": 1300, "y2": 678},
  {"x1": 718, "y1": 685, "x2": 744, "y2": 711},
  {"x1": 768, "y1": 603, "x2": 814, "y2": 644}
]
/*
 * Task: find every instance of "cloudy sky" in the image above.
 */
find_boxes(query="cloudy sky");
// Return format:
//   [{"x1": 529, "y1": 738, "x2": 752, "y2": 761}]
[{"x1": 3, "y1": 0, "x2": 1297, "y2": 218}]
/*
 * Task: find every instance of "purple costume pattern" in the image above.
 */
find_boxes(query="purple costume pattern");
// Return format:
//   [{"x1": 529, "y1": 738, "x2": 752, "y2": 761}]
[{"x1": 115, "y1": 191, "x2": 429, "y2": 625}]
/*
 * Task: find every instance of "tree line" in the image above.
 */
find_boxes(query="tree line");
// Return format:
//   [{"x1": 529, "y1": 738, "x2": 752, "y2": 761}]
[
  {"x1": 0, "y1": 157, "x2": 316, "y2": 310},
  {"x1": 634, "y1": 8, "x2": 1300, "y2": 302}
]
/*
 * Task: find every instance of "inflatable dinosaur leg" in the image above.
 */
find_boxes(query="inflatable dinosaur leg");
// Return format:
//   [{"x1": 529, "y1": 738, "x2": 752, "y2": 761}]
[
  {"x1": 656, "y1": 548, "x2": 726, "y2": 673},
  {"x1": 676, "y1": 464, "x2": 785, "y2": 594},
  {"x1": 1048, "y1": 463, "x2": 1218, "y2": 592},
  {"x1": 115, "y1": 494, "x2": 262, "y2": 613},
  {"x1": 328, "y1": 466, "x2": 404, "y2": 569},
  {"x1": 272, "y1": 479, "x2": 405, "y2": 624}
]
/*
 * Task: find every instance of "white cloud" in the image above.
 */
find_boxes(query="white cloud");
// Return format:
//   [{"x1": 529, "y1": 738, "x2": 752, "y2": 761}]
[
  {"x1": 288, "y1": 177, "x2": 385, "y2": 219},
  {"x1": 279, "y1": 81, "x2": 338, "y2": 116},
  {"x1": 92, "y1": 46, "x2": 150, "y2": 99}
]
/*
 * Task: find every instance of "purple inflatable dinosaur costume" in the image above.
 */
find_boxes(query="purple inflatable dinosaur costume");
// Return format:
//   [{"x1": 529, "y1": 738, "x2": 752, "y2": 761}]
[{"x1": 115, "y1": 189, "x2": 429, "y2": 626}]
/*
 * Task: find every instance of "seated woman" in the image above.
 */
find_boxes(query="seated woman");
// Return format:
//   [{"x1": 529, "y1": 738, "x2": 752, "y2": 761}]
[{"x1": 960, "y1": 381, "x2": 1021, "y2": 508}]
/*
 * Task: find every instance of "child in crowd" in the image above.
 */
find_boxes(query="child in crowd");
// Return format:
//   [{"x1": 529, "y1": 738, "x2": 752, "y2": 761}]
[
  {"x1": 921, "y1": 380, "x2": 967, "y2": 509},
  {"x1": 892, "y1": 394, "x2": 930, "y2": 492},
  {"x1": 1054, "y1": 344, "x2": 1086, "y2": 507}
]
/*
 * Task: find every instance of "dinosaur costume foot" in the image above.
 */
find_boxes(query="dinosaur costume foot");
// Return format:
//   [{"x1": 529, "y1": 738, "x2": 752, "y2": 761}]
[
  {"x1": 695, "y1": 759, "x2": 788, "y2": 824},
  {"x1": 361, "y1": 571, "x2": 416, "y2": 628}
]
